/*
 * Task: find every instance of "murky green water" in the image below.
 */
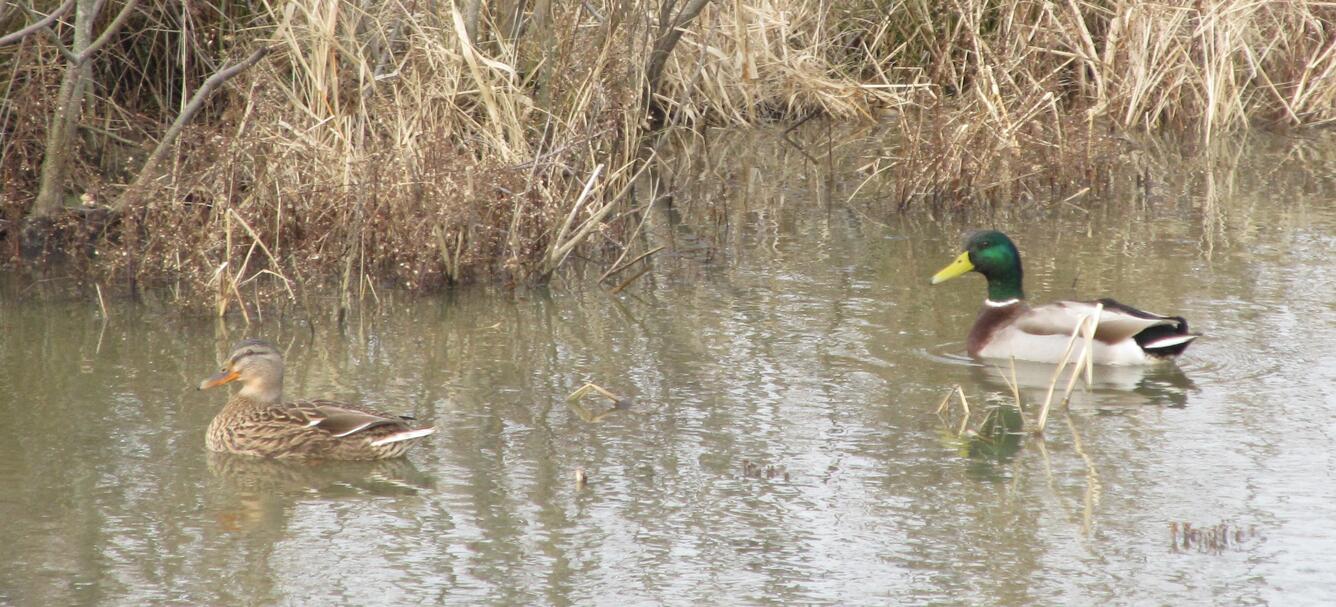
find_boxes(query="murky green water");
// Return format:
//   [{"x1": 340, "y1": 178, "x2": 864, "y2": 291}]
[{"x1": 3, "y1": 130, "x2": 1335, "y2": 605}]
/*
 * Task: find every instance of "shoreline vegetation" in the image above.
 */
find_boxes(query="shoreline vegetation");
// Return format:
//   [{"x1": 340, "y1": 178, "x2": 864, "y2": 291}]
[{"x1": 2, "y1": 1, "x2": 1334, "y2": 311}]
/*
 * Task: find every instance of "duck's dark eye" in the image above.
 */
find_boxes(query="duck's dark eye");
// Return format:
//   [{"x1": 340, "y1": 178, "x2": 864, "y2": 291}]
[{"x1": 978, "y1": 241, "x2": 990, "y2": 249}]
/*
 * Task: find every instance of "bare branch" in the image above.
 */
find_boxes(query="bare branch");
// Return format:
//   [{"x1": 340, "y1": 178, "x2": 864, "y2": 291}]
[
  {"x1": 644, "y1": 0, "x2": 712, "y2": 127},
  {"x1": 77, "y1": 0, "x2": 140, "y2": 62},
  {"x1": 461, "y1": 0, "x2": 481, "y2": 45},
  {"x1": 40, "y1": 26, "x2": 79, "y2": 62},
  {"x1": 0, "y1": 0, "x2": 75, "y2": 47},
  {"x1": 113, "y1": 46, "x2": 274, "y2": 212}
]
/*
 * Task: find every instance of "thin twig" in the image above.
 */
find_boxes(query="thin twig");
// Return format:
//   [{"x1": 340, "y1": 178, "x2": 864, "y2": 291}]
[
  {"x1": 601, "y1": 245, "x2": 664, "y2": 283},
  {"x1": 935, "y1": 386, "x2": 957, "y2": 416},
  {"x1": 225, "y1": 208, "x2": 296, "y2": 302},
  {"x1": 1034, "y1": 317, "x2": 1089, "y2": 434},
  {"x1": 610, "y1": 264, "x2": 652, "y2": 294},
  {"x1": 0, "y1": 0, "x2": 74, "y2": 47},
  {"x1": 94, "y1": 283, "x2": 108, "y2": 319},
  {"x1": 779, "y1": 110, "x2": 820, "y2": 165},
  {"x1": 550, "y1": 163, "x2": 605, "y2": 263},
  {"x1": 77, "y1": 0, "x2": 140, "y2": 63},
  {"x1": 956, "y1": 386, "x2": 971, "y2": 436}
]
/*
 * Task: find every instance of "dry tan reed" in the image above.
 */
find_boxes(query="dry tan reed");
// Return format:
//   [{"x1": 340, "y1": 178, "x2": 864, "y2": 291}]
[{"x1": 3, "y1": 0, "x2": 1334, "y2": 305}]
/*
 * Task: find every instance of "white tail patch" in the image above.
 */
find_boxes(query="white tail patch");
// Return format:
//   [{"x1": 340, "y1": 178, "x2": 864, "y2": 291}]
[
  {"x1": 370, "y1": 427, "x2": 436, "y2": 446},
  {"x1": 1144, "y1": 334, "x2": 1198, "y2": 350}
]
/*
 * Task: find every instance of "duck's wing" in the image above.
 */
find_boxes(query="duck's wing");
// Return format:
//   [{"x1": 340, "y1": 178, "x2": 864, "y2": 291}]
[
  {"x1": 1014, "y1": 299, "x2": 1182, "y2": 343},
  {"x1": 288, "y1": 400, "x2": 410, "y2": 438}
]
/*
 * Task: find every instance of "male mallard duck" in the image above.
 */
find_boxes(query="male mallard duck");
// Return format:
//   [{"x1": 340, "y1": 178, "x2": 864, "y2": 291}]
[
  {"x1": 198, "y1": 339, "x2": 435, "y2": 459},
  {"x1": 930, "y1": 230, "x2": 1198, "y2": 365}
]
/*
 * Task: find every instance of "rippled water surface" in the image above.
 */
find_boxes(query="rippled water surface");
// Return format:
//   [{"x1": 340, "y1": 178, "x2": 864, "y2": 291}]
[{"x1": 3, "y1": 131, "x2": 1335, "y2": 606}]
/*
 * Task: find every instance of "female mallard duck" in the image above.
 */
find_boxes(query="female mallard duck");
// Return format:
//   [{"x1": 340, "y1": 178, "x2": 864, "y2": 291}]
[
  {"x1": 930, "y1": 230, "x2": 1198, "y2": 365},
  {"x1": 198, "y1": 339, "x2": 435, "y2": 459}
]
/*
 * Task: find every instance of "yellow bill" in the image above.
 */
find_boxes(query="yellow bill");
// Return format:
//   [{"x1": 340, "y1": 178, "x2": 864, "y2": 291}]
[{"x1": 931, "y1": 252, "x2": 975, "y2": 285}]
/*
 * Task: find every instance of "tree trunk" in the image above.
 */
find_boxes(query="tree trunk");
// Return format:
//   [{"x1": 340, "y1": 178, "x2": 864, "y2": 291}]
[
  {"x1": 461, "y1": 0, "x2": 482, "y2": 46},
  {"x1": 29, "y1": 0, "x2": 97, "y2": 219},
  {"x1": 644, "y1": 0, "x2": 712, "y2": 130}
]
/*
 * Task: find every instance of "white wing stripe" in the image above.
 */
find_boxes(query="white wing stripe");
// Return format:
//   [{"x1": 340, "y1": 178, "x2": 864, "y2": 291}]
[
  {"x1": 331, "y1": 422, "x2": 377, "y2": 437},
  {"x1": 370, "y1": 427, "x2": 437, "y2": 446}
]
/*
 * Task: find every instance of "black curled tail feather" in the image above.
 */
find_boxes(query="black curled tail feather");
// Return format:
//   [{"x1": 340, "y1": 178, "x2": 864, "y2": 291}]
[
  {"x1": 1135, "y1": 315, "x2": 1197, "y2": 357},
  {"x1": 1094, "y1": 298, "x2": 1197, "y2": 358}
]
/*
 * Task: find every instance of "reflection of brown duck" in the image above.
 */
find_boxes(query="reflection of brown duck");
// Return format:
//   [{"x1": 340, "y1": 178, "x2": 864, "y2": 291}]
[
  {"x1": 207, "y1": 453, "x2": 431, "y2": 533},
  {"x1": 198, "y1": 339, "x2": 435, "y2": 460},
  {"x1": 207, "y1": 452, "x2": 430, "y2": 495}
]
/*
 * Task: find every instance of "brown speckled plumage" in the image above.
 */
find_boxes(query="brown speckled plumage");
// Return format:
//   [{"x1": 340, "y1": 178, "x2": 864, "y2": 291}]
[{"x1": 199, "y1": 339, "x2": 434, "y2": 460}]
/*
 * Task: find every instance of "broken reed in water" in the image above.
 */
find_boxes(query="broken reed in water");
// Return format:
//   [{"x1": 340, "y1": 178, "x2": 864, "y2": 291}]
[{"x1": 3, "y1": 1, "x2": 1333, "y2": 308}]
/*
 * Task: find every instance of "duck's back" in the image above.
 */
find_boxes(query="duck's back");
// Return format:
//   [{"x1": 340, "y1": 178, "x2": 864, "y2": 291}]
[{"x1": 207, "y1": 397, "x2": 433, "y2": 460}]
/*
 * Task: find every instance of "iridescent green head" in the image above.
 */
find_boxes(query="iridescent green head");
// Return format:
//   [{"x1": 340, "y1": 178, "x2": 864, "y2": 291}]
[{"x1": 930, "y1": 230, "x2": 1025, "y2": 302}]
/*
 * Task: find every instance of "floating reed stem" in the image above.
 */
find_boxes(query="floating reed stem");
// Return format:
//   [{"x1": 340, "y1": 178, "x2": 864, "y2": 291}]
[
  {"x1": 94, "y1": 283, "x2": 107, "y2": 319},
  {"x1": 566, "y1": 382, "x2": 633, "y2": 423},
  {"x1": 1034, "y1": 303, "x2": 1102, "y2": 434}
]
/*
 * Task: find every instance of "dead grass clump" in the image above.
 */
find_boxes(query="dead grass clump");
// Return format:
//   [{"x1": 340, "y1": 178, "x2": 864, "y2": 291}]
[
  {"x1": 4, "y1": 1, "x2": 1336, "y2": 306},
  {"x1": 48, "y1": 0, "x2": 653, "y2": 309},
  {"x1": 857, "y1": 100, "x2": 1113, "y2": 211},
  {"x1": 653, "y1": 1, "x2": 927, "y2": 125},
  {"x1": 852, "y1": 0, "x2": 1336, "y2": 210}
]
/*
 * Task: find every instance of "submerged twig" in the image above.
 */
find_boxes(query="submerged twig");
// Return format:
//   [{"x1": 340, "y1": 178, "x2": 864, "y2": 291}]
[
  {"x1": 94, "y1": 283, "x2": 108, "y2": 319},
  {"x1": 780, "y1": 110, "x2": 821, "y2": 164},
  {"x1": 566, "y1": 382, "x2": 633, "y2": 423},
  {"x1": 602, "y1": 245, "x2": 665, "y2": 283},
  {"x1": 610, "y1": 265, "x2": 652, "y2": 294}
]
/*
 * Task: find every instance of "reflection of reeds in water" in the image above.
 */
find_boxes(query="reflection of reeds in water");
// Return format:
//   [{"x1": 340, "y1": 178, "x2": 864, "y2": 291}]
[
  {"x1": 937, "y1": 305, "x2": 1099, "y2": 445},
  {"x1": 972, "y1": 361, "x2": 1195, "y2": 410},
  {"x1": 937, "y1": 316, "x2": 1128, "y2": 533},
  {"x1": 935, "y1": 386, "x2": 1025, "y2": 460}
]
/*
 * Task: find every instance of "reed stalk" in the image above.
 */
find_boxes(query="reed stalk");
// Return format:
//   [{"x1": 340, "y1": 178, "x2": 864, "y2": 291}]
[{"x1": 4, "y1": 1, "x2": 1334, "y2": 304}]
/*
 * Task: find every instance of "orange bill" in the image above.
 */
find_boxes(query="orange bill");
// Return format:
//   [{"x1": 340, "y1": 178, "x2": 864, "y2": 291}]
[{"x1": 199, "y1": 369, "x2": 240, "y2": 390}]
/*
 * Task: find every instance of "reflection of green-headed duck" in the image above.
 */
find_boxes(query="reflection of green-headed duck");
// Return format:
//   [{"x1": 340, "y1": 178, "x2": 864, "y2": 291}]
[
  {"x1": 931, "y1": 231, "x2": 1198, "y2": 365},
  {"x1": 199, "y1": 339, "x2": 435, "y2": 459}
]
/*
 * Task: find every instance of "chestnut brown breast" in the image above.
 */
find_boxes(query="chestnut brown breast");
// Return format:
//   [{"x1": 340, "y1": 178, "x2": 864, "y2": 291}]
[{"x1": 966, "y1": 303, "x2": 1029, "y2": 357}]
